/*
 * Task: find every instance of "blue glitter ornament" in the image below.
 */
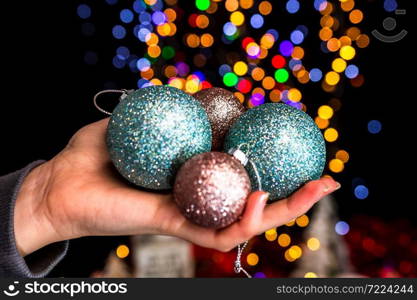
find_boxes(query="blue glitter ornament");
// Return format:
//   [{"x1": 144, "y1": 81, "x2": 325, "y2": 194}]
[
  {"x1": 224, "y1": 103, "x2": 326, "y2": 201},
  {"x1": 107, "y1": 85, "x2": 212, "y2": 190}
]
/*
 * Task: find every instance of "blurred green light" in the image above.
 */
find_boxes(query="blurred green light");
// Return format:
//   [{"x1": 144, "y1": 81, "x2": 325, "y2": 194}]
[
  {"x1": 162, "y1": 46, "x2": 175, "y2": 60},
  {"x1": 274, "y1": 68, "x2": 289, "y2": 83},
  {"x1": 223, "y1": 72, "x2": 238, "y2": 87},
  {"x1": 196, "y1": 0, "x2": 210, "y2": 11}
]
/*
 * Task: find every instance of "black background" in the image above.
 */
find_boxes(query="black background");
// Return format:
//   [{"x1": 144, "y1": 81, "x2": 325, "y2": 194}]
[{"x1": 0, "y1": 0, "x2": 412, "y2": 277}]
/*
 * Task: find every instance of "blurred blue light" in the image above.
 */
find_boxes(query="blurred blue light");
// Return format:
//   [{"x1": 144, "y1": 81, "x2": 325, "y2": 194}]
[
  {"x1": 139, "y1": 12, "x2": 152, "y2": 23},
  {"x1": 116, "y1": 46, "x2": 130, "y2": 60},
  {"x1": 384, "y1": 0, "x2": 398, "y2": 12},
  {"x1": 112, "y1": 25, "x2": 126, "y2": 39},
  {"x1": 120, "y1": 9, "x2": 134, "y2": 23},
  {"x1": 314, "y1": 0, "x2": 327, "y2": 11},
  {"x1": 345, "y1": 64, "x2": 359, "y2": 79},
  {"x1": 223, "y1": 22, "x2": 237, "y2": 36},
  {"x1": 250, "y1": 14, "x2": 264, "y2": 29},
  {"x1": 150, "y1": 0, "x2": 164, "y2": 11},
  {"x1": 142, "y1": 82, "x2": 153, "y2": 88},
  {"x1": 286, "y1": 0, "x2": 300, "y2": 14},
  {"x1": 290, "y1": 30, "x2": 304, "y2": 44},
  {"x1": 137, "y1": 78, "x2": 150, "y2": 88},
  {"x1": 152, "y1": 11, "x2": 166, "y2": 25},
  {"x1": 309, "y1": 68, "x2": 322, "y2": 82},
  {"x1": 219, "y1": 64, "x2": 232, "y2": 76},
  {"x1": 281, "y1": 90, "x2": 289, "y2": 101},
  {"x1": 138, "y1": 28, "x2": 151, "y2": 42},
  {"x1": 279, "y1": 40, "x2": 294, "y2": 56},
  {"x1": 289, "y1": 59, "x2": 302, "y2": 70},
  {"x1": 368, "y1": 120, "x2": 382, "y2": 134},
  {"x1": 137, "y1": 58, "x2": 151, "y2": 71},
  {"x1": 193, "y1": 71, "x2": 205, "y2": 81},
  {"x1": 128, "y1": 57, "x2": 139, "y2": 72},
  {"x1": 296, "y1": 25, "x2": 308, "y2": 36},
  {"x1": 320, "y1": 41, "x2": 330, "y2": 53},
  {"x1": 335, "y1": 221, "x2": 350, "y2": 235},
  {"x1": 133, "y1": 0, "x2": 146, "y2": 13},
  {"x1": 77, "y1": 4, "x2": 91, "y2": 19},
  {"x1": 354, "y1": 185, "x2": 369, "y2": 200},
  {"x1": 112, "y1": 56, "x2": 126, "y2": 69},
  {"x1": 140, "y1": 22, "x2": 153, "y2": 31}
]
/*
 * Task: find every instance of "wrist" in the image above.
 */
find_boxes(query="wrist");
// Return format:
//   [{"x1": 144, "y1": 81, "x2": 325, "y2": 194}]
[{"x1": 14, "y1": 161, "x2": 59, "y2": 257}]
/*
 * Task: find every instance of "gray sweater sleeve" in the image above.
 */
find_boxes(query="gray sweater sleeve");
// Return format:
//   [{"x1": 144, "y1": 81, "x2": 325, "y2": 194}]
[{"x1": 0, "y1": 161, "x2": 69, "y2": 278}]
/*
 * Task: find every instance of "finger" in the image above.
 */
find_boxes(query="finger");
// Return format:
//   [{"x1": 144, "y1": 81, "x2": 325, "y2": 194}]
[
  {"x1": 175, "y1": 191, "x2": 269, "y2": 252},
  {"x1": 238, "y1": 191, "x2": 269, "y2": 230},
  {"x1": 261, "y1": 177, "x2": 340, "y2": 231},
  {"x1": 69, "y1": 118, "x2": 110, "y2": 149},
  {"x1": 211, "y1": 191, "x2": 269, "y2": 251}
]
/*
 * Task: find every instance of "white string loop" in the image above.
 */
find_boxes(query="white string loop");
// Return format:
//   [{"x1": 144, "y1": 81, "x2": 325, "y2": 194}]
[
  {"x1": 93, "y1": 89, "x2": 134, "y2": 115},
  {"x1": 228, "y1": 144, "x2": 264, "y2": 278},
  {"x1": 234, "y1": 241, "x2": 252, "y2": 278}
]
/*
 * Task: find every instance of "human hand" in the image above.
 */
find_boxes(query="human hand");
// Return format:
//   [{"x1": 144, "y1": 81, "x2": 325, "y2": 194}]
[{"x1": 14, "y1": 118, "x2": 340, "y2": 256}]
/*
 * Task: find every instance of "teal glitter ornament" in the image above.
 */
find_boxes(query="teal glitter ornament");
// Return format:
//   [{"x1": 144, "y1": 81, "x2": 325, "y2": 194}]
[
  {"x1": 224, "y1": 103, "x2": 326, "y2": 201},
  {"x1": 107, "y1": 85, "x2": 212, "y2": 190}
]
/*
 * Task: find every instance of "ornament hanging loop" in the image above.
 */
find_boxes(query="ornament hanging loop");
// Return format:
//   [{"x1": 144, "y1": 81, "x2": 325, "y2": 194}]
[
  {"x1": 228, "y1": 143, "x2": 265, "y2": 279},
  {"x1": 93, "y1": 89, "x2": 134, "y2": 116},
  {"x1": 234, "y1": 241, "x2": 252, "y2": 278},
  {"x1": 228, "y1": 144, "x2": 263, "y2": 191}
]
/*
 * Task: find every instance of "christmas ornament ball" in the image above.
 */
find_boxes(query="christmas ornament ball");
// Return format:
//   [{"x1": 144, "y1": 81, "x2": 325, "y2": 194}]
[
  {"x1": 193, "y1": 87, "x2": 246, "y2": 150},
  {"x1": 107, "y1": 85, "x2": 212, "y2": 190},
  {"x1": 174, "y1": 152, "x2": 251, "y2": 229},
  {"x1": 224, "y1": 103, "x2": 326, "y2": 201}
]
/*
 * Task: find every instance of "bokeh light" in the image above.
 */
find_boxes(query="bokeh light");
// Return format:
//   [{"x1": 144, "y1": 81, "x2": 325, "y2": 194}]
[
  {"x1": 354, "y1": 185, "x2": 369, "y2": 200},
  {"x1": 335, "y1": 221, "x2": 350, "y2": 235},
  {"x1": 296, "y1": 214, "x2": 309, "y2": 227},
  {"x1": 324, "y1": 128, "x2": 338, "y2": 142},
  {"x1": 247, "y1": 253, "x2": 259, "y2": 266},
  {"x1": 278, "y1": 233, "x2": 291, "y2": 247},
  {"x1": 368, "y1": 120, "x2": 382, "y2": 134},
  {"x1": 116, "y1": 245, "x2": 130, "y2": 259},
  {"x1": 275, "y1": 69, "x2": 289, "y2": 83},
  {"x1": 77, "y1": 4, "x2": 91, "y2": 19},
  {"x1": 223, "y1": 72, "x2": 238, "y2": 87},
  {"x1": 195, "y1": 0, "x2": 210, "y2": 11},
  {"x1": 329, "y1": 158, "x2": 344, "y2": 173},
  {"x1": 307, "y1": 237, "x2": 320, "y2": 251},
  {"x1": 305, "y1": 272, "x2": 318, "y2": 278}
]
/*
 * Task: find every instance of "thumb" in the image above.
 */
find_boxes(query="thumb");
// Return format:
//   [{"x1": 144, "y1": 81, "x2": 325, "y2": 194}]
[{"x1": 239, "y1": 191, "x2": 269, "y2": 230}]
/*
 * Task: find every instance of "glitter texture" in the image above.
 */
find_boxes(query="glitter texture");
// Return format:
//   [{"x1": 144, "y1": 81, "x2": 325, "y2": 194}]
[
  {"x1": 107, "y1": 85, "x2": 212, "y2": 190},
  {"x1": 174, "y1": 152, "x2": 251, "y2": 228},
  {"x1": 193, "y1": 87, "x2": 246, "y2": 150},
  {"x1": 224, "y1": 103, "x2": 326, "y2": 201}
]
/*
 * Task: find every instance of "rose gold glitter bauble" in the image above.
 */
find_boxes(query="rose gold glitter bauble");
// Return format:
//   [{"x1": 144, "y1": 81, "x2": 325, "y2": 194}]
[
  {"x1": 174, "y1": 152, "x2": 251, "y2": 229},
  {"x1": 193, "y1": 87, "x2": 246, "y2": 150}
]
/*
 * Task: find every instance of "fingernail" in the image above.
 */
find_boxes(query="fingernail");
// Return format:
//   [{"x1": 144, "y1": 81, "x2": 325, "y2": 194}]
[
  {"x1": 259, "y1": 192, "x2": 270, "y2": 204},
  {"x1": 323, "y1": 181, "x2": 341, "y2": 193}
]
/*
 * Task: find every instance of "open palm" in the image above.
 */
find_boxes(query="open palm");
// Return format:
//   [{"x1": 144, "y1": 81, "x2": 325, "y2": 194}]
[{"x1": 17, "y1": 118, "x2": 339, "y2": 256}]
